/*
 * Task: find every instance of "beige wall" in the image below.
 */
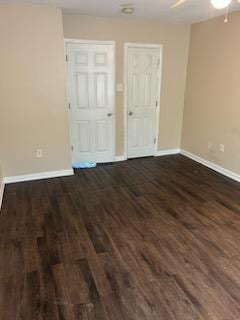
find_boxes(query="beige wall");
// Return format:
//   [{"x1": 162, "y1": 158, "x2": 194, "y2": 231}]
[
  {"x1": 0, "y1": 161, "x2": 4, "y2": 209},
  {"x1": 182, "y1": 11, "x2": 240, "y2": 175},
  {"x1": 0, "y1": 4, "x2": 239, "y2": 179},
  {"x1": 63, "y1": 14, "x2": 190, "y2": 155},
  {"x1": 0, "y1": 3, "x2": 72, "y2": 177},
  {"x1": 0, "y1": 164, "x2": 3, "y2": 188}
]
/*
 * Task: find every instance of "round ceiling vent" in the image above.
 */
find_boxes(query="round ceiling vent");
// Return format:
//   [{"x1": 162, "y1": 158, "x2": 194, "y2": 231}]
[{"x1": 121, "y1": 5, "x2": 135, "y2": 14}]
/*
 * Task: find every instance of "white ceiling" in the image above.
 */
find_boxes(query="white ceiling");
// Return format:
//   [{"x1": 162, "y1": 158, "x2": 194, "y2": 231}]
[{"x1": 3, "y1": 0, "x2": 240, "y2": 23}]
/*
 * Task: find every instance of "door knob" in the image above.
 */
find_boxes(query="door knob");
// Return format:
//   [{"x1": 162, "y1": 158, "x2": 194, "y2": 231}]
[
  {"x1": 129, "y1": 111, "x2": 133, "y2": 116},
  {"x1": 107, "y1": 113, "x2": 113, "y2": 117}
]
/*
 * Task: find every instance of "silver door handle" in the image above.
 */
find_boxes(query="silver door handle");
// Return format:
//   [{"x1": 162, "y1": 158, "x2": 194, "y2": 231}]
[
  {"x1": 107, "y1": 113, "x2": 113, "y2": 117},
  {"x1": 129, "y1": 111, "x2": 133, "y2": 116}
]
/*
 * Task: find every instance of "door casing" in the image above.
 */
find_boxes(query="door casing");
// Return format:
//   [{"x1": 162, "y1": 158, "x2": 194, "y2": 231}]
[{"x1": 124, "y1": 43, "x2": 163, "y2": 160}]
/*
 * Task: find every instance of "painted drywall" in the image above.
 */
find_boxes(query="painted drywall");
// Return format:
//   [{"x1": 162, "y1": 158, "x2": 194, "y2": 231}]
[
  {"x1": 0, "y1": 164, "x2": 3, "y2": 185},
  {"x1": 0, "y1": 163, "x2": 4, "y2": 209},
  {"x1": 63, "y1": 14, "x2": 190, "y2": 156},
  {"x1": 182, "y1": 11, "x2": 240, "y2": 175},
  {"x1": 0, "y1": 3, "x2": 72, "y2": 177}
]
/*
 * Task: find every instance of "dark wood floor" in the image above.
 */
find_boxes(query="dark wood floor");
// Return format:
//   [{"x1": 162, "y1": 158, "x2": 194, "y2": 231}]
[{"x1": 1, "y1": 155, "x2": 240, "y2": 319}]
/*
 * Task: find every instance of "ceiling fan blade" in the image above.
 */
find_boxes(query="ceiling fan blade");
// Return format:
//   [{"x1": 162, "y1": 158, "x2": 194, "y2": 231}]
[{"x1": 170, "y1": 0, "x2": 188, "y2": 8}]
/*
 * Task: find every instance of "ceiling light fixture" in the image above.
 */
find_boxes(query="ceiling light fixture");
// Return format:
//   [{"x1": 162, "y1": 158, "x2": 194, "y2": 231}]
[
  {"x1": 171, "y1": 0, "x2": 238, "y2": 10},
  {"x1": 171, "y1": 0, "x2": 240, "y2": 22},
  {"x1": 210, "y1": 0, "x2": 232, "y2": 9},
  {"x1": 121, "y1": 4, "x2": 135, "y2": 14}
]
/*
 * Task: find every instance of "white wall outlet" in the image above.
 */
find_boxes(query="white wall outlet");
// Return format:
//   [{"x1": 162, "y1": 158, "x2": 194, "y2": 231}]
[
  {"x1": 116, "y1": 83, "x2": 123, "y2": 92},
  {"x1": 208, "y1": 141, "x2": 212, "y2": 150},
  {"x1": 36, "y1": 149, "x2": 43, "y2": 158},
  {"x1": 219, "y1": 144, "x2": 225, "y2": 153}
]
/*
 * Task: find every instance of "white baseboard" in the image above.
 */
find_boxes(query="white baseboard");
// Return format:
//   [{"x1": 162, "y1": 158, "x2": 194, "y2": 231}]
[
  {"x1": 181, "y1": 149, "x2": 240, "y2": 183},
  {"x1": 0, "y1": 181, "x2": 5, "y2": 211},
  {"x1": 4, "y1": 169, "x2": 74, "y2": 184},
  {"x1": 115, "y1": 149, "x2": 181, "y2": 161},
  {"x1": 115, "y1": 155, "x2": 126, "y2": 162},
  {"x1": 155, "y1": 149, "x2": 180, "y2": 157}
]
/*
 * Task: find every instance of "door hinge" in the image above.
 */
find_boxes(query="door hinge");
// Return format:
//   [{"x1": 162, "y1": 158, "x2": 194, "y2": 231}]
[
  {"x1": 154, "y1": 138, "x2": 156, "y2": 144},
  {"x1": 155, "y1": 101, "x2": 158, "y2": 107},
  {"x1": 71, "y1": 145, "x2": 73, "y2": 151},
  {"x1": 68, "y1": 103, "x2": 71, "y2": 110},
  {"x1": 158, "y1": 58, "x2": 160, "y2": 66},
  {"x1": 66, "y1": 55, "x2": 68, "y2": 62}
]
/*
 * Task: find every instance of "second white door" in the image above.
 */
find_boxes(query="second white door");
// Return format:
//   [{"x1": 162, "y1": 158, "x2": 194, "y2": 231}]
[{"x1": 127, "y1": 46, "x2": 160, "y2": 159}]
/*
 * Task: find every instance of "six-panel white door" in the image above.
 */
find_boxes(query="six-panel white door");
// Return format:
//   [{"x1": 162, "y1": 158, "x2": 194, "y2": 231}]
[
  {"x1": 127, "y1": 47, "x2": 160, "y2": 159},
  {"x1": 67, "y1": 43, "x2": 115, "y2": 164}
]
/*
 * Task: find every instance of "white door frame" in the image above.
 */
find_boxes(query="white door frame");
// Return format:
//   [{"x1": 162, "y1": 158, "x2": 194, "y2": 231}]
[
  {"x1": 124, "y1": 43, "x2": 163, "y2": 160},
  {"x1": 64, "y1": 39, "x2": 116, "y2": 164}
]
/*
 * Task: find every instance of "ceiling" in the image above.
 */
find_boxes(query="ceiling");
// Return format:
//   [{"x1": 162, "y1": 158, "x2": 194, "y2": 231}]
[{"x1": 3, "y1": 0, "x2": 240, "y2": 23}]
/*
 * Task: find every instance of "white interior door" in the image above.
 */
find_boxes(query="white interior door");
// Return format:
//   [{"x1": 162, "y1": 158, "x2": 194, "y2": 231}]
[
  {"x1": 127, "y1": 46, "x2": 160, "y2": 159},
  {"x1": 67, "y1": 42, "x2": 115, "y2": 164}
]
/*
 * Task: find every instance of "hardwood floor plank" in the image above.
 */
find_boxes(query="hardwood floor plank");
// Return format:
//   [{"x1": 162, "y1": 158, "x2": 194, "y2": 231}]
[{"x1": 25, "y1": 271, "x2": 41, "y2": 320}]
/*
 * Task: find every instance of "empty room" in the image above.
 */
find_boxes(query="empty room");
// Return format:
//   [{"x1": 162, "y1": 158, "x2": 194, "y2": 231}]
[{"x1": 1, "y1": 0, "x2": 240, "y2": 319}]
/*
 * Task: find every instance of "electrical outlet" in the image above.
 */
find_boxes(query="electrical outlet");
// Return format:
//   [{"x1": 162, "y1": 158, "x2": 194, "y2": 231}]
[
  {"x1": 219, "y1": 144, "x2": 225, "y2": 153},
  {"x1": 36, "y1": 149, "x2": 43, "y2": 158}
]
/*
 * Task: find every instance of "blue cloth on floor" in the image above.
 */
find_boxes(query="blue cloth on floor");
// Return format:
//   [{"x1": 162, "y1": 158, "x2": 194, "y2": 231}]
[{"x1": 72, "y1": 162, "x2": 97, "y2": 169}]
